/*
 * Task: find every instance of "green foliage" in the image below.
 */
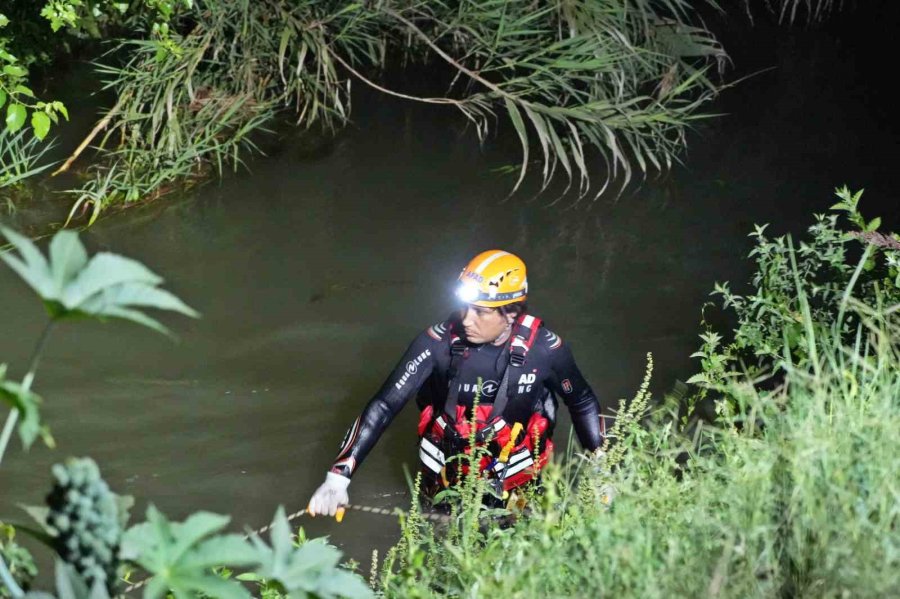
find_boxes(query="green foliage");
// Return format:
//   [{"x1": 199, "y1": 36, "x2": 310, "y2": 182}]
[
  {"x1": 246, "y1": 507, "x2": 372, "y2": 599},
  {"x1": 1, "y1": 228, "x2": 371, "y2": 599},
  {"x1": 121, "y1": 507, "x2": 260, "y2": 599},
  {"x1": 688, "y1": 187, "x2": 900, "y2": 401},
  {"x1": 44, "y1": 458, "x2": 129, "y2": 594},
  {"x1": 0, "y1": 129, "x2": 56, "y2": 194},
  {"x1": 119, "y1": 506, "x2": 374, "y2": 599},
  {"x1": 0, "y1": 365, "x2": 48, "y2": 450},
  {"x1": 0, "y1": 228, "x2": 198, "y2": 335},
  {"x1": 0, "y1": 524, "x2": 37, "y2": 597}
]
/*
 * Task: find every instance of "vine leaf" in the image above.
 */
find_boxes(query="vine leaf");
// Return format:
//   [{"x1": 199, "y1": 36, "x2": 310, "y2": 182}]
[{"x1": 0, "y1": 228, "x2": 198, "y2": 336}]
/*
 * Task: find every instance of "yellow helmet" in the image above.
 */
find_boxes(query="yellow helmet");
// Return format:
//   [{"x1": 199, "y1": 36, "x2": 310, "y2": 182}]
[{"x1": 456, "y1": 250, "x2": 528, "y2": 308}]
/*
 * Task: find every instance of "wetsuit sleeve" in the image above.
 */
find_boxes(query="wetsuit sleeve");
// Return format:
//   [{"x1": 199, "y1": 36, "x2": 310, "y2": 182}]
[
  {"x1": 329, "y1": 330, "x2": 438, "y2": 479},
  {"x1": 545, "y1": 336, "x2": 605, "y2": 451}
]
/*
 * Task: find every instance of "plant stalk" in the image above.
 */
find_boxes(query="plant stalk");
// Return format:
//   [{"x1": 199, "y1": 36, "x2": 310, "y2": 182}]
[
  {"x1": 0, "y1": 554, "x2": 24, "y2": 599},
  {"x1": 0, "y1": 320, "x2": 55, "y2": 469}
]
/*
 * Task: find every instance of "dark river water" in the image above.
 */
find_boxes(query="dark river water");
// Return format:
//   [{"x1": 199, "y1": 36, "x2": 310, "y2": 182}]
[{"x1": 1, "y1": 7, "x2": 898, "y2": 573}]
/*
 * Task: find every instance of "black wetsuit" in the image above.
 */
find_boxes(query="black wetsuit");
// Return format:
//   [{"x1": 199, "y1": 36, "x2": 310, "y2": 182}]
[{"x1": 330, "y1": 315, "x2": 605, "y2": 479}]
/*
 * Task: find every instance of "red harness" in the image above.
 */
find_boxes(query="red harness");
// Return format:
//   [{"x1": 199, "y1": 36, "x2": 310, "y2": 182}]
[{"x1": 417, "y1": 314, "x2": 553, "y2": 492}]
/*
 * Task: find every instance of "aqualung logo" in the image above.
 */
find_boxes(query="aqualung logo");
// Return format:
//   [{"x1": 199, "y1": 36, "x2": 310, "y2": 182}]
[
  {"x1": 458, "y1": 379, "x2": 499, "y2": 398},
  {"x1": 395, "y1": 349, "x2": 431, "y2": 390}
]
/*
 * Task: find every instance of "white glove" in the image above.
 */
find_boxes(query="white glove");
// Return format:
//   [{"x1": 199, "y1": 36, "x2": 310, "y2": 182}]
[{"x1": 307, "y1": 472, "x2": 350, "y2": 517}]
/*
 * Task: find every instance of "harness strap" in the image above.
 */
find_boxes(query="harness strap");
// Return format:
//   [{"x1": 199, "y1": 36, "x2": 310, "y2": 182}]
[
  {"x1": 442, "y1": 328, "x2": 467, "y2": 421},
  {"x1": 443, "y1": 313, "x2": 543, "y2": 424}
]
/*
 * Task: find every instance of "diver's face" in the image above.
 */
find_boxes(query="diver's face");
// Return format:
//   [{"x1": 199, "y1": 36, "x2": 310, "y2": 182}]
[{"x1": 460, "y1": 305, "x2": 514, "y2": 344}]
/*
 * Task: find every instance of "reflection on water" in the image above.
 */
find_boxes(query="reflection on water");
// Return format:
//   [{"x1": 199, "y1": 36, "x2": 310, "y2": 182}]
[{"x1": 1, "y1": 13, "x2": 898, "y2": 567}]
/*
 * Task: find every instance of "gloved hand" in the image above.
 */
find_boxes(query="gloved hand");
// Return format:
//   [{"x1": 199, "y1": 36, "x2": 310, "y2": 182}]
[{"x1": 307, "y1": 472, "x2": 350, "y2": 517}]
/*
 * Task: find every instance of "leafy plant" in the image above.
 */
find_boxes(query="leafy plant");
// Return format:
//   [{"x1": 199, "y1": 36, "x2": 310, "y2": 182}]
[
  {"x1": 0, "y1": 227, "x2": 372, "y2": 599},
  {"x1": 687, "y1": 186, "x2": 899, "y2": 405},
  {"x1": 0, "y1": 227, "x2": 198, "y2": 335},
  {"x1": 121, "y1": 508, "x2": 260, "y2": 599},
  {"x1": 0, "y1": 129, "x2": 55, "y2": 193},
  {"x1": 0, "y1": 524, "x2": 37, "y2": 598},
  {"x1": 246, "y1": 507, "x2": 372, "y2": 599}
]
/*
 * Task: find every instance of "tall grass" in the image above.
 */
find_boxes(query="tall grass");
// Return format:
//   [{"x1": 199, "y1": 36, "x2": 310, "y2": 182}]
[
  {"x1": 0, "y1": 130, "x2": 55, "y2": 209},
  {"x1": 63, "y1": 0, "x2": 727, "y2": 218}
]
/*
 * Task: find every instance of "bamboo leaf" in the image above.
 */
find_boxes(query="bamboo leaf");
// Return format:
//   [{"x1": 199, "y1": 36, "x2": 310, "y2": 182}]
[{"x1": 503, "y1": 97, "x2": 529, "y2": 193}]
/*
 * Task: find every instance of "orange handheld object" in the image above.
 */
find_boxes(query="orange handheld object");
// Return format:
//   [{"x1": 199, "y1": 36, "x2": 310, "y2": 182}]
[{"x1": 499, "y1": 422, "x2": 524, "y2": 463}]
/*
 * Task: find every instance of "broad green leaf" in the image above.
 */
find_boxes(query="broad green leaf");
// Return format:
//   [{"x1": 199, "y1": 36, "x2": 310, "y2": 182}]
[
  {"x1": 168, "y1": 512, "x2": 234, "y2": 563},
  {"x1": 166, "y1": 574, "x2": 250, "y2": 599},
  {"x1": 84, "y1": 305, "x2": 171, "y2": 337},
  {"x1": 177, "y1": 534, "x2": 259, "y2": 570},
  {"x1": 251, "y1": 507, "x2": 373, "y2": 597},
  {"x1": 2, "y1": 64, "x2": 26, "y2": 77},
  {"x1": 123, "y1": 506, "x2": 260, "y2": 599},
  {"x1": 319, "y1": 569, "x2": 377, "y2": 599},
  {"x1": 31, "y1": 111, "x2": 50, "y2": 140},
  {"x1": 60, "y1": 253, "x2": 163, "y2": 309},
  {"x1": 0, "y1": 89, "x2": 6, "y2": 110},
  {"x1": 13, "y1": 84, "x2": 33, "y2": 97},
  {"x1": 5, "y1": 102, "x2": 27, "y2": 133},
  {"x1": 0, "y1": 226, "x2": 57, "y2": 298},
  {"x1": 48, "y1": 230, "x2": 88, "y2": 291},
  {"x1": 77, "y1": 282, "x2": 198, "y2": 318},
  {"x1": 52, "y1": 101, "x2": 69, "y2": 121}
]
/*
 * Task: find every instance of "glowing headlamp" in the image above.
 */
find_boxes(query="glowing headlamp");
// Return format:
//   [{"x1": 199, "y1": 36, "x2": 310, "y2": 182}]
[{"x1": 456, "y1": 283, "x2": 480, "y2": 303}]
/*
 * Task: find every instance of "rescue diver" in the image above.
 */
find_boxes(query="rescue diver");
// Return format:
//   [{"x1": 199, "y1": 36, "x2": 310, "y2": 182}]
[{"x1": 307, "y1": 250, "x2": 606, "y2": 516}]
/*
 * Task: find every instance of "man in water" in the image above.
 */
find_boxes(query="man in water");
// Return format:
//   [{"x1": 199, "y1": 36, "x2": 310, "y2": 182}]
[{"x1": 307, "y1": 250, "x2": 606, "y2": 516}]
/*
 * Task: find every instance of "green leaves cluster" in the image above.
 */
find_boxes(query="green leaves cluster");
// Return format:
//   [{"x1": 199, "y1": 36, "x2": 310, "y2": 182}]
[
  {"x1": 0, "y1": 365, "x2": 46, "y2": 450},
  {"x1": 687, "y1": 186, "x2": 900, "y2": 397},
  {"x1": 121, "y1": 506, "x2": 372, "y2": 599},
  {"x1": 0, "y1": 11, "x2": 68, "y2": 141},
  {"x1": 1, "y1": 229, "x2": 371, "y2": 599},
  {"x1": 0, "y1": 523, "x2": 37, "y2": 597}
]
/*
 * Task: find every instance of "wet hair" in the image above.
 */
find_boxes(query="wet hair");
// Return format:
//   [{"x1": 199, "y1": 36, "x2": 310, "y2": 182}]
[{"x1": 499, "y1": 302, "x2": 528, "y2": 318}]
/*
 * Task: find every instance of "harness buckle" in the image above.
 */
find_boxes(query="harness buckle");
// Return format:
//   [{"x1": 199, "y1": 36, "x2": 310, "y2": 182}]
[{"x1": 509, "y1": 349, "x2": 526, "y2": 367}]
